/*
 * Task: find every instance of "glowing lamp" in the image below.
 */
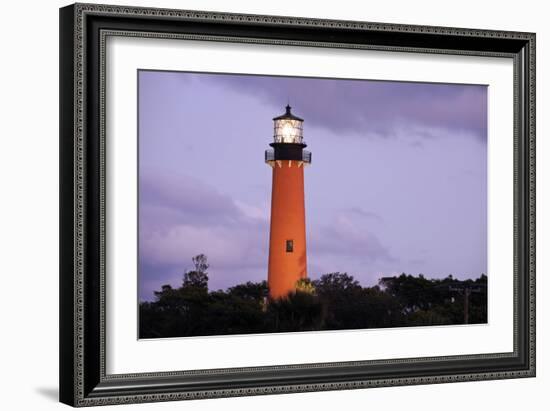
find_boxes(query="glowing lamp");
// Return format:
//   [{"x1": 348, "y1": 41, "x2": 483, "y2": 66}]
[{"x1": 273, "y1": 105, "x2": 304, "y2": 144}]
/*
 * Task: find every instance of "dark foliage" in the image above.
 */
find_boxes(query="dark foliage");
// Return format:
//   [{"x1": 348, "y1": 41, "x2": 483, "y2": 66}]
[{"x1": 139, "y1": 255, "x2": 488, "y2": 338}]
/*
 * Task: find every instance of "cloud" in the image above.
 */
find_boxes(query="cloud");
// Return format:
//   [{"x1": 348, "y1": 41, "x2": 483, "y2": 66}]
[
  {"x1": 141, "y1": 223, "x2": 266, "y2": 269},
  {"x1": 309, "y1": 212, "x2": 395, "y2": 264},
  {"x1": 344, "y1": 207, "x2": 384, "y2": 222},
  {"x1": 200, "y1": 74, "x2": 487, "y2": 141},
  {"x1": 140, "y1": 172, "x2": 243, "y2": 227},
  {"x1": 139, "y1": 171, "x2": 269, "y2": 298},
  {"x1": 234, "y1": 200, "x2": 270, "y2": 221}
]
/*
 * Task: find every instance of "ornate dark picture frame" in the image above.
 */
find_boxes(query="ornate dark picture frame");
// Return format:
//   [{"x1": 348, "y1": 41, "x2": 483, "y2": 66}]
[{"x1": 59, "y1": 3, "x2": 536, "y2": 407}]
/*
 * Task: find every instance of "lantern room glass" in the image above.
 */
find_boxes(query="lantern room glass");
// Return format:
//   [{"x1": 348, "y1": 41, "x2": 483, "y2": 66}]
[{"x1": 273, "y1": 118, "x2": 303, "y2": 144}]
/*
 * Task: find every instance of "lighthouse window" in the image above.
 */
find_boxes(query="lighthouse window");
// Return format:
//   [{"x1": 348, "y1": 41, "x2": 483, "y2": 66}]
[{"x1": 286, "y1": 240, "x2": 294, "y2": 253}]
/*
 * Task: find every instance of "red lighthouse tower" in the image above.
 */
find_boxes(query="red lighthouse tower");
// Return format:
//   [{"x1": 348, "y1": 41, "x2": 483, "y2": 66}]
[{"x1": 265, "y1": 105, "x2": 311, "y2": 299}]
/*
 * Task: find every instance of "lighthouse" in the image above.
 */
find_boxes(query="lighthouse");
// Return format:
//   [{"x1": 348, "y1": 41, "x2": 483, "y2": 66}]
[{"x1": 265, "y1": 105, "x2": 311, "y2": 299}]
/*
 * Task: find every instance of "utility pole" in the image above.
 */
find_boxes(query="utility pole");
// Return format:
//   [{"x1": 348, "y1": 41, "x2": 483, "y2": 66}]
[
  {"x1": 463, "y1": 288, "x2": 471, "y2": 324},
  {"x1": 449, "y1": 285, "x2": 482, "y2": 324}
]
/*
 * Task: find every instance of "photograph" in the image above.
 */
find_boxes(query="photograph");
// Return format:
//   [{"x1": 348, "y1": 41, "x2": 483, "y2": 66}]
[{"x1": 138, "y1": 70, "x2": 489, "y2": 339}]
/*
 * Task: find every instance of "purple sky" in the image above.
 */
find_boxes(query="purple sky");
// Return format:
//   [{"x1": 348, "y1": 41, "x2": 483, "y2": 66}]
[{"x1": 138, "y1": 70, "x2": 487, "y2": 301}]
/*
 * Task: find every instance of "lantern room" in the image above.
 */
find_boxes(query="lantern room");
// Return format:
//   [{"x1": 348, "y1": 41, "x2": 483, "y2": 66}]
[
  {"x1": 273, "y1": 105, "x2": 304, "y2": 144},
  {"x1": 265, "y1": 105, "x2": 311, "y2": 165}
]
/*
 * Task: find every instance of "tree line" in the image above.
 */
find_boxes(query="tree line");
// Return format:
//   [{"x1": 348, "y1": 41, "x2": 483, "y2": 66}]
[{"x1": 139, "y1": 254, "x2": 487, "y2": 339}]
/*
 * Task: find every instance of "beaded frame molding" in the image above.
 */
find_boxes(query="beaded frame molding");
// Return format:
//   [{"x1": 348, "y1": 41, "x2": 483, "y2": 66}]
[{"x1": 59, "y1": 3, "x2": 536, "y2": 407}]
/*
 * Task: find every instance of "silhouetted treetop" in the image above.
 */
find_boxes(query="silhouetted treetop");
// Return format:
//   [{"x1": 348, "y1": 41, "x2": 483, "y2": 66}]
[{"x1": 183, "y1": 253, "x2": 209, "y2": 290}]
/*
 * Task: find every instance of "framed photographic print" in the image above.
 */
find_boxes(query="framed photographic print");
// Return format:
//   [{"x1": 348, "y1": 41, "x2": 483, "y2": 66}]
[{"x1": 59, "y1": 3, "x2": 536, "y2": 407}]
